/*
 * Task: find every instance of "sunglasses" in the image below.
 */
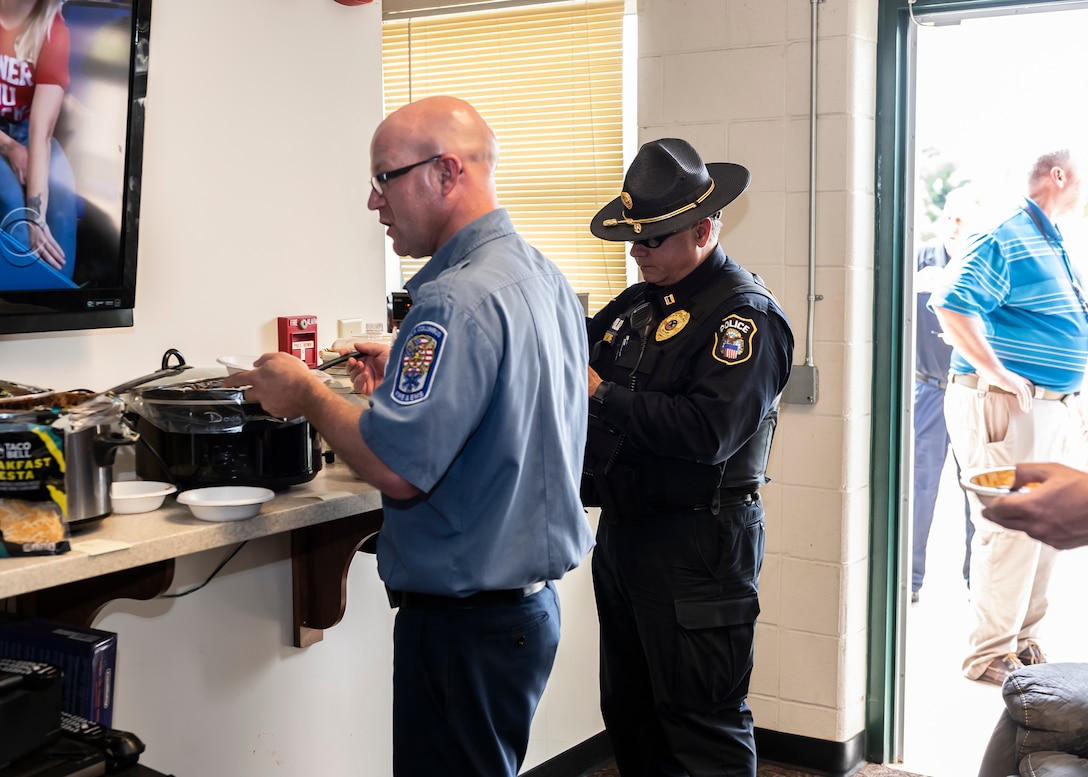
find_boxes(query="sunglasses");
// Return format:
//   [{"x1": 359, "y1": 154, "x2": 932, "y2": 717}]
[
  {"x1": 633, "y1": 230, "x2": 681, "y2": 249},
  {"x1": 633, "y1": 220, "x2": 704, "y2": 249},
  {"x1": 370, "y1": 155, "x2": 443, "y2": 196}
]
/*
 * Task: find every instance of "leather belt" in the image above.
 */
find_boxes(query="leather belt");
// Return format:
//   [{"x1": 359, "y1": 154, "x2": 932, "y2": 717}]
[
  {"x1": 915, "y1": 372, "x2": 948, "y2": 390},
  {"x1": 949, "y1": 373, "x2": 1075, "y2": 401},
  {"x1": 387, "y1": 580, "x2": 547, "y2": 610}
]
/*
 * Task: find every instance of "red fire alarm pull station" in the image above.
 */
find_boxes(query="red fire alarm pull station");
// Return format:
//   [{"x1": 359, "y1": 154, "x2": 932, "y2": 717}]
[{"x1": 278, "y1": 315, "x2": 319, "y2": 368}]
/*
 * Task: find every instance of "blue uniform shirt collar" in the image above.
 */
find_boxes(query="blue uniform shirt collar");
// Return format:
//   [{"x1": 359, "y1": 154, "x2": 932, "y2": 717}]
[{"x1": 405, "y1": 209, "x2": 516, "y2": 296}]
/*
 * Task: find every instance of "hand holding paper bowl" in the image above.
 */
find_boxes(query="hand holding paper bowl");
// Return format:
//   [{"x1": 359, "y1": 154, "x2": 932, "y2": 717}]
[
  {"x1": 960, "y1": 466, "x2": 1030, "y2": 508},
  {"x1": 975, "y1": 462, "x2": 1088, "y2": 550}
]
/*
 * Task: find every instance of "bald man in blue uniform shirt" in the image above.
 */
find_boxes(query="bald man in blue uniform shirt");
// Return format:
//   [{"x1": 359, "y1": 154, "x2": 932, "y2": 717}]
[{"x1": 227, "y1": 96, "x2": 594, "y2": 777}]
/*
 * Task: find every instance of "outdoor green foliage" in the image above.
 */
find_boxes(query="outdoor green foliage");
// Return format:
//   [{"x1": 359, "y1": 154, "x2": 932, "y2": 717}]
[{"x1": 916, "y1": 146, "x2": 970, "y2": 243}]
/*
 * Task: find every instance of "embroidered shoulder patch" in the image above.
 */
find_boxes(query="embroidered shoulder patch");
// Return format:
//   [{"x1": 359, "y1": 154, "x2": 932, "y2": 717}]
[
  {"x1": 392, "y1": 322, "x2": 447, "y2": 404},
  {"x1": 713, "y1": 314, "x2": 757, "y2": 365}
]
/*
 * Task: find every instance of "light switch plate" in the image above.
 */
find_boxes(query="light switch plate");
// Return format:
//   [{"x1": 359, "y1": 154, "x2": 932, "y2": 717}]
[{"x1": 337, "y1": 318, "x2": 364, "y2": 338}]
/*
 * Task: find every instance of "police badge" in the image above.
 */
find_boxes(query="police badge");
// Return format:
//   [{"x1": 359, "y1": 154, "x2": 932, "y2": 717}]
[
  {"x1": 713, "y1": 314, "x2": 756, "y2": 365},
  {"x1": 655, "y1": 310, "x2": 690, "y2": 342}
]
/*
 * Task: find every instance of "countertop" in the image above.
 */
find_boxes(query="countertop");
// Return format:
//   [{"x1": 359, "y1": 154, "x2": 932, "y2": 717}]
[{"x1": 0, "y1": 464, "x2": 383, "y2": 600}]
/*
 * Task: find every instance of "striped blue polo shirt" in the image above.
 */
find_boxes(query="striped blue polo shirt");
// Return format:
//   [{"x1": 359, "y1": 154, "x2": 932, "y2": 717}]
[{"x1": 928, "y1": 197, "x2": 1088, "y2": 394}]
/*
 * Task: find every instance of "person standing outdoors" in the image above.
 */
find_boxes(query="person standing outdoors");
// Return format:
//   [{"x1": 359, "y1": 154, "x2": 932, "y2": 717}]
[
  {"x1": 225, "y1": 96, "x2": 595, "y2": 776},
  {"x1": 911, "y1": 185, "x2": 981, "y2": 603},
  {"x1": 930, "y1": 148, "x2": 1088, "y2": 685},
  {"x1": 582, "y1": 138, "x2": 794, "y2": 776}
]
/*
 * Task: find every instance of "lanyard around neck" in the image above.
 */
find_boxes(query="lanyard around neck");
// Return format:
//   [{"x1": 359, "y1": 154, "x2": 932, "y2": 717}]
[{"x1": 1021, "y1": 204, "x2": 1088, "y2": 324}]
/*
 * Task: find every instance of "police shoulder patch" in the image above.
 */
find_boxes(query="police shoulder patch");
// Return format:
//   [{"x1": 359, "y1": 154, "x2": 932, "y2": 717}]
[
  {"x1": 392, "y1": 321, "x2": 447, "y2": 404},
  {"x1": 713, "y1": 313, "x2": 757, "y2": 365}
]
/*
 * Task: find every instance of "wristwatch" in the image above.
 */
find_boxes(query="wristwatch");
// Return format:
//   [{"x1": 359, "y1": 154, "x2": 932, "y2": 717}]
[{"x1": 589, "y1": 381, "x2": 611, "y2": 419}]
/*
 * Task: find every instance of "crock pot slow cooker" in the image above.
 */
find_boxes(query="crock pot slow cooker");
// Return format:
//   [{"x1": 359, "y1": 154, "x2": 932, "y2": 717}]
[
  {"x1": 124, "y1": 376, "x2": 323, "y2": 492},
  {"x1": 0, "y1": 393, "x2": 136, "y2": 527},
  {"x1": 0, "y1": 349, "x2": 195, "y2": 528}
]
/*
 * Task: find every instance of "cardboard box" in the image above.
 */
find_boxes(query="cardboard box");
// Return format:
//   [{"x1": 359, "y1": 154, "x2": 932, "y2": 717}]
[{"x1": 0, "y1": 618, "x2": 116, "y2": 727}]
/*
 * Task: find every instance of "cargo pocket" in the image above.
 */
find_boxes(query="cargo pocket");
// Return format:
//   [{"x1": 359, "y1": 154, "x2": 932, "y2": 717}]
[{"x1": 673, "y1": 593, "x2": 760, "y2": 710}]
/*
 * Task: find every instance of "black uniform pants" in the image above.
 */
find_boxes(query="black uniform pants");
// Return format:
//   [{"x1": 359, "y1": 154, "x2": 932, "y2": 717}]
[{"x1": 592, "y1": 501, "x2": 764, "y2": 777}]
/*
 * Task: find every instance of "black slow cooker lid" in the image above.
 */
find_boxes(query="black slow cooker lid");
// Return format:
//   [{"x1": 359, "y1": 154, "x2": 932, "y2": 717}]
[{"x1": 124, "y1": 370, "x2": 307, "y2": 434}]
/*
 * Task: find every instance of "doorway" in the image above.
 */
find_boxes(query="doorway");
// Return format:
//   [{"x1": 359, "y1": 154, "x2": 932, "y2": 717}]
[{"x1": 872, "y1": 1, "x2": 1088, "y2": 772}]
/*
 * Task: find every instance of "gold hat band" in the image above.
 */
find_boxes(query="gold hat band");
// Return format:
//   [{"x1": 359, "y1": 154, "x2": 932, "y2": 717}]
[{"x1": 601, "y1": 181, "x2": 716, "y2": 234}]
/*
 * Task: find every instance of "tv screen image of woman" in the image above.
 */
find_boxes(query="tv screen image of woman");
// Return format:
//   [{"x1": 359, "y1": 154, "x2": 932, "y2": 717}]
[{"x1": 0, "y1": 0, "x2": 78, "y2": 291}]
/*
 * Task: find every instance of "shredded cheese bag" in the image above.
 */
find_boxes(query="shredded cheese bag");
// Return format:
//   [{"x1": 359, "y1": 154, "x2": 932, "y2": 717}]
[{"x1": 0, "y1": 498, "x2": 69, "y2": 556}]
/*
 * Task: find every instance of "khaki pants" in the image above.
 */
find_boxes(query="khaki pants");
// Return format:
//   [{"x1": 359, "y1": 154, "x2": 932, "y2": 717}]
[{"x1": 945, "y1": 382, "x2": 1071, "y2": 679}]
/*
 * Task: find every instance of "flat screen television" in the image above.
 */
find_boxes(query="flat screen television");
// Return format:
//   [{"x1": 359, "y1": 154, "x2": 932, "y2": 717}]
[{"x1": 0, "y1": 0, "x2": 151, "y2": 335}]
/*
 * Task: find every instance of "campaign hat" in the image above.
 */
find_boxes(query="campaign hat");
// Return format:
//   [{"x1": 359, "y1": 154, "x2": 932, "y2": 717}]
[{"x1": 590, "y1": 138, "x2": 750, "y2": 242}]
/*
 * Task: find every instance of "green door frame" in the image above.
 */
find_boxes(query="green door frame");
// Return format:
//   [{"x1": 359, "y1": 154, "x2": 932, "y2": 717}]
[
  {"x1": 868, "y1": 2, "x2": 911, "y2": 763},
  {"x1": 867, "y1": 0, "x2": 1088, "y2": 764}
]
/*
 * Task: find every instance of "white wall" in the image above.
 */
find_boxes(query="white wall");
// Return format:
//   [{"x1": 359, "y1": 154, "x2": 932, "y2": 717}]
[
  {"x1": 0, "y1": 0, "x2": 389, "y2": 391},
  {"x1": 1, "y1": 1, "x2": 606, "y2": 773},
  {"x1": 1, "y1": 0, "x2": 884, "y2": 771},
  {"x1": 637, "y1": 0, "x2": 878, "y2": 744}
]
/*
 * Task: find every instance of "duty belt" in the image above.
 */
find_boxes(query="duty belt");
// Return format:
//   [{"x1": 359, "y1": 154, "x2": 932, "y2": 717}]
[
  {"x1": 644, "y1": 489, "x2": 760, "y2": 515},
  {"x1": 949, "y1": 373, "x2": 1076, "y2": 402}
]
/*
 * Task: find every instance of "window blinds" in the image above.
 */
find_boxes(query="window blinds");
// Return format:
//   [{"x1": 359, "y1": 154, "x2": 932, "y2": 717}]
[{"x1": 382, "y1": 0, "x2": 627, "y2": 314}]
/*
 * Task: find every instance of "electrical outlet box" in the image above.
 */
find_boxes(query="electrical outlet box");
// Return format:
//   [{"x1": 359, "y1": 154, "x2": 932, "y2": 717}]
[{"x1": 781, "y1": 364, "x2": 819, "y2": 405}]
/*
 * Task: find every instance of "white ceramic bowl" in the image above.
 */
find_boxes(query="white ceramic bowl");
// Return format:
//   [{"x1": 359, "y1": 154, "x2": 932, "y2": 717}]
[
  {"x1": 215, "y1": 355, "x2": 260, "y2": 375},
  {"x1": 110, "y1": 480, "x2": 177, "y2": 514},
  {"x1": 176, "y1": 486, "x2": 275, "y2": 522}
]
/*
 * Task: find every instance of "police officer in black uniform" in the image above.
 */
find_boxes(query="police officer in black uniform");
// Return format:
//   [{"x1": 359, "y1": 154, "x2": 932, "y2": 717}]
[{"x1": 583, "y1": 138, "x2": 794, "y2": 777}]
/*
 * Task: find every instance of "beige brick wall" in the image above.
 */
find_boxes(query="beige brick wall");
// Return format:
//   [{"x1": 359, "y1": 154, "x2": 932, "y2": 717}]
[{"x1": 636, "y1": 0, "x2": 880, "y2": 742}]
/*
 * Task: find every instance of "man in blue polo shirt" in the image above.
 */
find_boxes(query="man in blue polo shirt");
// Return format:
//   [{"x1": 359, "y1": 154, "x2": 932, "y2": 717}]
[
  {"x1": 227, "y1": 96, "x2": 594, "y2": 776},
  {"x1": 930, "y1": 148, "x2": 1088, "y2": 686}
]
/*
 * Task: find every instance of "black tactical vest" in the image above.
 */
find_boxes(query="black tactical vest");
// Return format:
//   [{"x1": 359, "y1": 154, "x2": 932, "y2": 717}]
[{"x1": 582, "y1": 264, "x2": 780, "y2": 518}]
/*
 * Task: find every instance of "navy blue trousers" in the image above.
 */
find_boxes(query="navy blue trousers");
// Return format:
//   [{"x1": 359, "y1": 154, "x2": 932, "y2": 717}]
[
  {"x1": 593, "y1": 503, "x2": 763, "y2": 777},
  {"x1": 391, "y1": 583, "x2": 560, "y2": 776},
  {"x1": 912, "y1": 379, "x2": 973, "y2": 593}
]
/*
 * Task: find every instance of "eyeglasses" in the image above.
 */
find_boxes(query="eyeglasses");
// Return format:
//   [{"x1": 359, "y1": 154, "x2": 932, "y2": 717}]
[
  {"x1": 370, "y1": 155, "x2": 443, "y2": 196},
  {"x1": 633, "y1": 229, "x2": 681, "y2": 249}
]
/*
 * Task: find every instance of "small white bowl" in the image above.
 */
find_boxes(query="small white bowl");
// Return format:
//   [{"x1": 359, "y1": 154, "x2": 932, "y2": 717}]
[
  {"x1": 110, "y1": 480, "x2": 177, "y2": 514},
  {"x1": 176, "y1": 486, "x2": 275, "y2": 522},
  {"x1": 960, "y1": 466, "x2": 1020, "y2": 508},
  {"x1": 216, "y1": 355, "x2": 260, "y2": 375}
]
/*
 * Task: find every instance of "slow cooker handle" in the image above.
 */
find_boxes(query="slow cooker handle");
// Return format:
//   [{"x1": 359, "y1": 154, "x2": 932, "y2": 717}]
[
  {"x1": 161, "y1": 349, "x2": 186, "y2": 371},
  {"x1": 93, "y1": 426, "x2": 140, "y2": 467},
  {"x1": 104, "y1": 350, "x2": 191, "y2": 397}
]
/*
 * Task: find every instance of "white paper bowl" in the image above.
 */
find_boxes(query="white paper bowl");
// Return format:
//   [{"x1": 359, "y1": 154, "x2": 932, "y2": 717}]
[
  {"x1": 110, "y1": 480, "x2": 177, "y2": 514},
  {"x1": 960, "y1": 467, "x2": 1019, "y2": 508},
  {"x1": 215, "y1": 355, "x2": 260, "y2": 375},
  {"x1": 176, "y1": 486, "x2": 275, "y2": 522}
]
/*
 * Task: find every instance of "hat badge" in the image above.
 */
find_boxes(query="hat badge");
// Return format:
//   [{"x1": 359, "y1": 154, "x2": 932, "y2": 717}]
[{"x1": 620, "y1": 191, "x2": 633, "y2": 209}]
